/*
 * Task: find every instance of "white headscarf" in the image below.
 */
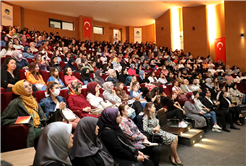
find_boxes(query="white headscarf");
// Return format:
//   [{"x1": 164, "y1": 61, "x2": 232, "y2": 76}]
[{"x1": 33, "y1": 122, "x2": 72, "y2": 166}]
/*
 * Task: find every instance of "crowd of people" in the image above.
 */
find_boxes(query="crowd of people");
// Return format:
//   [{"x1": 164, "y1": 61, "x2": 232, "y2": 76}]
[{"x1": 1, "y1": 25, "x2": 246, "y2": 166}]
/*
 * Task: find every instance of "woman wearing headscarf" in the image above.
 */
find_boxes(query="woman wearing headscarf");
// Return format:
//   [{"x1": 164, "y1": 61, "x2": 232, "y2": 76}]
[
  {"x1": 1, "y1": 80, "x2": 46, "y2": 147},
  {"x1": 23, "y1": 46, "x2": 35, "y2": 59},
  {"x1": 86, "y1": 82, "x2": 105, "y2": 109},
  {"x1": 70, "y1": 117, "x2": 114, "y2": 166},
  {"x1": 103, "y1": 82, "x2": 121, "y2": 104},
  {"x1": 229, "y1": 83, "x2": 246, "y2": 105},
  {"x1": 11, "y1": 50, "x2": 29, "y2": 70},
  {"x1": 67, "y1": 81, "x2": 100, "y2": 118},
  {"x1": 34, "y1": 53, "x2": 50, "y2": 71},
  {"x1": 21, "y1": 36, "x2": 29, "y2": 47},
  {"x1": 112, "y1": 57, "x2": 121, "y2": 70},
  {"x1": 99, "y1": 108, "x2": 154, "y2": 166},
  {"x1": 94, "y1": 70, "x2": 105, "y2": 87},
  {"x1": 106, "y1": 69, "x2": 118, "y2": 87},
  {"x1": 128, "y1": 64, "x2": 137, "y2": 76},
  {"x1": 184, "y1": 92, "x2": 207, "y2": 129},
  {"x1": 80, "y1": 68, "x2": 93, "y2": 85},
  {"x1": 139, "y1": 70, "x2": 150, "y2": 84},
  {"x1": 33, "y1": 122, "x2": 73, "y2": 166},
  {"x1": 116, "y1": 68, "x2": 127, "y2": 86}
]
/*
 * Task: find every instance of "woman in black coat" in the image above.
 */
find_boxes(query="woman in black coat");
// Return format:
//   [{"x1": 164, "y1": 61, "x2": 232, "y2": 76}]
[{"x1": 99, "y1": 108, "x2": 154, "y2": 166}]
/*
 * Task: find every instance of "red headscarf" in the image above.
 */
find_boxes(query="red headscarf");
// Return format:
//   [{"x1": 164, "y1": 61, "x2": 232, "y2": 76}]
[
  {"x1": 186, "y1": 92, "x2": 195, "y2": 104},
  {"x1": 87, "y1": 82, "x2": 104, "y2": 99}
]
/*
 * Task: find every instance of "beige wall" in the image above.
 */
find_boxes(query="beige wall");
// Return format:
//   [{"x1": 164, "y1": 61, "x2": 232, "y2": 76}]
[
  {"x1": 21, "y1": 8, "x2": 80, "y2": 39},
  {"x1": 155, "y1": 10, "x2": 171, "y2": 49},
  {"x1": 225, "y1": 1, "x2": 246, "y2": 71},
  {"x1": 182, "y1": 6, "x2": 208, "y2": 58},
  {"x1": 93, "y1": 20, "x2": 126, "y2": 42},
  {"x1": 128, "y1": 24, "x2": 155, "y2": 43}
]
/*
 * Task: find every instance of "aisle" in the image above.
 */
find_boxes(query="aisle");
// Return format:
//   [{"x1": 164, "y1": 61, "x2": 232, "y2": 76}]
[{"x1": 159, "y1": 124, "x2": 246, "y2": 166}]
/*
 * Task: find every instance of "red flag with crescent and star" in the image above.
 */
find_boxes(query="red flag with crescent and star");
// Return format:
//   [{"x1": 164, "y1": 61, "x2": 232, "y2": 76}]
[
  {"x1": 214, "y1": 37, "x2": 226, "y2": 63},
  {"x1": 83, "y1": 18, "x2": 92, "y2": 40}
]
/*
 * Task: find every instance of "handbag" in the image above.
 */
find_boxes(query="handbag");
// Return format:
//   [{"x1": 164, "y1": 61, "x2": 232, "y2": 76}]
[
  {"x1": 62, "y1": 108, "x2": 77, "y2": 121},
  {"x1": 46, "y1": 109, "x2": 69, "y2": 124},
  {"x1": 90, "y1": 108, "x2": 104, "y2": 116},
  {"x1": 100, "y1": 100, "x2": 113, "y2": 108},
  {"x1": 117, "y1": 136, "x2": 138, "y2": 155},
  {"x1": 177, "y1": 94, "x2": 188, "y2": 101}
]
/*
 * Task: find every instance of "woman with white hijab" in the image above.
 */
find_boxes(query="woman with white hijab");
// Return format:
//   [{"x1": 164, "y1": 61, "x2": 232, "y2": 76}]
[
  {"x1": 33, "y1": 122, "x2": 73, "y2": 166},
  {"x1": 70, "y1": 117, "x2": 114, "y2": 166}
]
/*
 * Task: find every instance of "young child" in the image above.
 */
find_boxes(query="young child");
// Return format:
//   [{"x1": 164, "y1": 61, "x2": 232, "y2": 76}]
[{"x1": 131, "y1": 84, "x2": 147, "y2": 109}]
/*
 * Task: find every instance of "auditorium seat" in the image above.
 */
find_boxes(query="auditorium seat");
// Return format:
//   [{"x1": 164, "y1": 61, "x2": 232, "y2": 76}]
[
  {"x1": 59, "y1": 71, "x2": 65, "y2": 84},
  {"x1": 19, "y1": 69, "x2": 26, "y2": 80},
  {"x1": 1, "y1": 57, "x2": 6, "y2": 65},
  {"x1": 89, "y1": 73, "x2": 94, "y2": 80},
  {"x1": 35, "y1": 90, "x2": 46, "y2": 103},
  {"x1": 60, "y1": 61, "x2": 66, "y2": 70},
  {"x1": 73, "y1": 72, "x2": 81, "y2": 80},
  {"x1": 40, "y1": 70, "x2": 50, "y2": 83},
  {"x1": 101, "y1": 74, "x2": 108, "y2": 81},
  {"x1": 27, "y1": 58, "x2": 34, "y2": 64},
  {"x1": 73, "y1": 63, "x2": 78, "y2": 70},
  {"x1": 1, "y1": 92, "x2": 18, "y2": 112}
]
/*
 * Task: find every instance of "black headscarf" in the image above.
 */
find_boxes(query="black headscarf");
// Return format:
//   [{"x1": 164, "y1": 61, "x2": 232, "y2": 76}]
[
  {"x1": 69, "y1": 117, "x2": 114, "y2": 166},
  {"x1": 80, "y1": 68, "x2": 91, "y2": 82}
]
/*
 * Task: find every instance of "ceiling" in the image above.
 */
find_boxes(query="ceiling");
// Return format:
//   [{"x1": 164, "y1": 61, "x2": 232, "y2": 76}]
[{"x1": 5, "y1": 0, "x2": 222, "y2": 26}]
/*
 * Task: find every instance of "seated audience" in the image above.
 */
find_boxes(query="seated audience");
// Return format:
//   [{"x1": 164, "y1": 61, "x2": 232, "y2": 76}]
[
  {"x1": 139, "y1": 70, "x2": 150, "y2": 84},
  {"x1": 1, "y1": 40, "x2": 14, "y2": 57},
  {"x1": 70, "y1": 117, "x2": 114, "y2": 166},
  {"x1": 34, "y1": 53, "x2": 50, "y2": 71},
  {"x1": 100, "y1": 108, "x2": 154, "y2": 166},
  {"x1": 80, "y1": 68, "x2": 93, "y2": 85},
  {"x1": 202, "y1": 90, "x2": 239, "y2": 132},
  {"x1": 184, "y1": 92, "x2": 207, "y2": 129},
  {"x1": 13, "y1": 38, "x2": 24, "y2": 50},
  {"x1": 50, "y1": 56, "x2": 62, "y2": 71},
  {"x1": 23, "y1": 47, "x2": 35, "y2": 59},
  {"x1": 40, "y1": 81, "x2": 80, "y2": 129},
  {"x1": 229, "y1": 83, "x2": 246, "y2": 105},
  {"x1": 11, "y1": 50, "x2": 29, "y2": 70},
  {"x1": 86, "y1": 82, "x2": 105, "y2": 109},
  {"x1": 106, "y1": 69, "x2": 118, "y2": 87},
  {"x1": 193, "y1": 91, "x2": 221, "y2": 132},
  {"x1": 128, "y1": 64, "x2": 137, "y2": 76},
  {"x1": 47, "y1": 67, "x2": 65, "y2": 88},
  {"x1": 26, "y1": 62, "x2": 46, "y2": 91},
  {"x1": 33, "y1": 122, "x2": 73, "y2": 166},
  {"x1": 1, "y1": 80, "x2": 46, "y2": 147},
  {"x1": 167, "y1": 93, "x2": 187, "y2": 128},
  {"x1": 148, "y1": 71, "x2": 158, "y2": 84},
  {"x1": 219, "y1": 92, "x2": 244, "y2": 126},
  {"x1": 67, "y1": 81, "x2": 100, "y2": 118},
  {"x1": 103, "y1": 82, "x2": 121, "y2": 104},
  {"x1": 180, "y1": 79, "x2": 193, "y2": 94},
  {"x1": 64, "y1": 67, "x2": 83, "y2": 86},
  {"x1": 143, "y1": 103, "x2": 183, "y2": 166},
  {"x1": 94, "y1": 69, "x2": 105, "y2": 87},
  {"x1": 1, "y1": 57, "x2": 20, "y2": 92},
  {"x1": 119, "y1": 104, "x2": 162, "y2": 166},
  {"x1": 118, "y1": 67, "x2": 128, "y2": 85}
]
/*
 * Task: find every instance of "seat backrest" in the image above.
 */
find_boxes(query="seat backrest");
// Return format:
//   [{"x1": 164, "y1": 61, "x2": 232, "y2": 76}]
[
  {"x1": 60, "y1": 89, "x2": 68, "y2": 102},
  {"x1": 101, "y1": 74, "x2": 108, "y2": 81},
  {"x1": 60, "y1": 61, "x2": 66, "y2": 70},
  {"x1": 73, "y1": 72, "x2": 81, "y2": 80},
  {"x1": 89, "y1": 73, "x2": 94, "y2": 80},
  {"x1": 137, "y1": 115, "x2": 144, "y2": 132},
  {"x1": 19, "y1": 69, "x2": 26, "y2": 80},
  {"x1": 35, "y1": 90, "x2": 46, "y2": 103},
  {"x1": 40, "y1": 70, "x2": 50, "y2": 83},
  {"x1": 1, "y1": 92, "x2": 18, "y2": 113},
  {"x1": 157, "y1": 108, "x2": 167, "y2": 127},
  {"x1": 59, "y1": 71, "x2": 65, "y2": 84},
  {"x1": 82, "y1": 89, "x2": 87, "y2": 97}
]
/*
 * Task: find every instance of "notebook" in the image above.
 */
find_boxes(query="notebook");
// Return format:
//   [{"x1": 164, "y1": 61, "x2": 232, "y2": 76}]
[{"x1": 15, "y1": 116, "x2": 31, "y2": 124}]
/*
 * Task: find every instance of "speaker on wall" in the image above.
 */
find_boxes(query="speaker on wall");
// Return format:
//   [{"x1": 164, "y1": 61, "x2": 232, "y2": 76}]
[
  {"x1": 161, "y1": 27, "x2": 163, "y2": 30},
  {"x1": 192, "y1": 26, "x2": 195, "y2": 30}
]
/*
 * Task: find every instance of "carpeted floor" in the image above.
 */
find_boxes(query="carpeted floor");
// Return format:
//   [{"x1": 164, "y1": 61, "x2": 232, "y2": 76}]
[{"x1": 158, "y1": 123, "x2": 246, "y2": 166}]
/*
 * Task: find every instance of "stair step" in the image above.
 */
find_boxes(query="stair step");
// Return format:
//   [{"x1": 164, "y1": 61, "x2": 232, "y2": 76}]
[{"x1": 178, "y1": 129, "x2": 204, "y2": 146}]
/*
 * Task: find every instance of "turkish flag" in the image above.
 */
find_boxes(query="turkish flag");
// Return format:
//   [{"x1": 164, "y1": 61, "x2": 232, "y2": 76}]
[
  {"x1": 83, "y1": 18, "x2": 92, "y2": 40},
  {"x1": 214, "y1": 37, "x2": 226, "y2": 63}
]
